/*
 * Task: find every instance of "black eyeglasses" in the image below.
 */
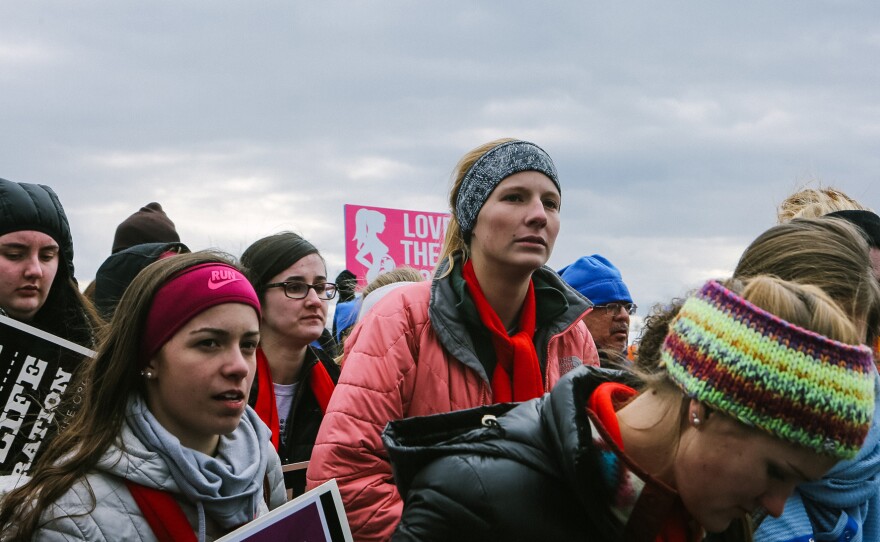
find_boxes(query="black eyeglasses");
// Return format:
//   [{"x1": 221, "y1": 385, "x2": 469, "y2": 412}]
[
  {"x1": 593, "y1": 302, "x2": 637, "y2": 315},
  {"x1": 264, "y1": 281, "x2": 338, "y2": 300}
]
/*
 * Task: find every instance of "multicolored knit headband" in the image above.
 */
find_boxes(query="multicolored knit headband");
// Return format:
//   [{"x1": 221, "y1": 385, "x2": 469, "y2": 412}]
[
  {"x1": 455, "y1": 140, "x2": 559, "y2": 237},
  {"x1": 661, "y1": 280, "x2": 876, "y2": 459}
]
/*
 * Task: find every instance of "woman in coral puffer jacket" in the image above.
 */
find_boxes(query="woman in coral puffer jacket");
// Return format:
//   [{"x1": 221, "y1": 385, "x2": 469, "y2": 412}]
[{"x1": 306, "y1": 138, "x2": 599, "y2": 542}]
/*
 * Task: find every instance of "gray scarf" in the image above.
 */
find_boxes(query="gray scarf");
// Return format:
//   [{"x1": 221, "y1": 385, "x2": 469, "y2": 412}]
[{"x1": 126, "y1": 395, "x2": 270, "y2": 538}]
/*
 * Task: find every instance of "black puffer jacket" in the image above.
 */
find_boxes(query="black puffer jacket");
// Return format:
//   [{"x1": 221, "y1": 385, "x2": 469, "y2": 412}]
[
  {"x1": 383, "y1": 366, "x2": 688, "y2": 542},
  {"x1": 0, "y1": 178, "x2": 94, "y2": 347}
]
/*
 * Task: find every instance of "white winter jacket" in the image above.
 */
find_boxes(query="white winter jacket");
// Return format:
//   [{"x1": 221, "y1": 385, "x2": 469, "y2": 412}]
[{"x1": 34, "y1": 422, "x2": 286, "y2": 541}]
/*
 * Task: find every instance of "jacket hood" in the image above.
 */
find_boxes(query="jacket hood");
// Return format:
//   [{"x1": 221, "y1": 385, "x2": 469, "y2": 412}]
[
  {"x1": 798, "y1": 375, "x2": 880, "y2": 506},
  {"x1": 765, "y1": 374, "x2": 880, "y2": 541},
  {"x1": 384, "y1": 401, "x2": 518, "y2": 499},
  {"x1": 96, "y1": 421, "x2": 181, "y2": 493},
  {"x1": 94, "y1": 241, "x2": 189, "y2": 319},
  {"x1": 0, "y1": 178, "x2": 75, "y2": 279},
  {"x1": 383, "y1": 365, "x2": 632, "y2": 501}
]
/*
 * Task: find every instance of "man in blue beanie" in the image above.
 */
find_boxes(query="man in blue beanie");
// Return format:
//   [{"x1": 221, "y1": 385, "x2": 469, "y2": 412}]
[{"x1": 558, "y1": 254, "x2": 635, "y2": 365}]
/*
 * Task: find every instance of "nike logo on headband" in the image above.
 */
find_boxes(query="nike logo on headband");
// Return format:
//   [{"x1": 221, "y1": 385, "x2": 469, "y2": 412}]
[{"x1": 208, "y1": 269, "x2": 242, "y2": 290}]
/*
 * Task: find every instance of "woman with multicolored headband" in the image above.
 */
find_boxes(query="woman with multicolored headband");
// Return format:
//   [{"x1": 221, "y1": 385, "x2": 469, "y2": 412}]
[
  {"x1": 306, "y1": 138, "x2": 599, "y2": 541},
  {"x1": 382, "y1": 276, "x2": 877, "y2": 542},
  {"x1": 0, "y1": 252, "x2": 286, "y2": 541}
]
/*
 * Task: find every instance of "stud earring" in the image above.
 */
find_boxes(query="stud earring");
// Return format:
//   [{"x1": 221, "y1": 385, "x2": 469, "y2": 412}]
[
  {"x1": 691, "y1": 412, "x2": 701, "y2": 426},
  {"x1": 141, "y1": 369, "x2": 155, "y2": 379}
]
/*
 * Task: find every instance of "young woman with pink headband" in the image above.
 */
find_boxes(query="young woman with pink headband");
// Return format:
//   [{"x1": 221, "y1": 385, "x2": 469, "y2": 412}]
[{"x1": 0, "y1": 252, "x2": 286, "y2": 541}]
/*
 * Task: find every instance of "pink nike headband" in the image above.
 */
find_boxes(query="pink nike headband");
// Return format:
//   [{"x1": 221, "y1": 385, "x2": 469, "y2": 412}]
[{"x1": 141, "y1": 263, "x2": 261, "y2": 365}]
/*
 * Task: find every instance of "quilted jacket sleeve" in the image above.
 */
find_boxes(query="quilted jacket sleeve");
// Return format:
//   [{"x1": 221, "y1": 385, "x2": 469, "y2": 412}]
[
  {"x1": 306, "y1": 293, "x2": 428, "y2": 542},
  {"x1": 34, "y1": 476, "x2": 141, "y2": 541}
]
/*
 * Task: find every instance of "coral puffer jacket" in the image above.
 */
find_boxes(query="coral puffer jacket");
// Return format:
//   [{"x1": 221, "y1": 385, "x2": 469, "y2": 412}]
[{"x1": 306, "y1": 263, "x2": 599, "y2": 542}]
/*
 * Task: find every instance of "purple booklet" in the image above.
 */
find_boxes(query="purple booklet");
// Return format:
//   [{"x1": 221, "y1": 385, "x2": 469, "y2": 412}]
[{"x1": 217, "y1": 479, "x2": 353, "y2": 542}]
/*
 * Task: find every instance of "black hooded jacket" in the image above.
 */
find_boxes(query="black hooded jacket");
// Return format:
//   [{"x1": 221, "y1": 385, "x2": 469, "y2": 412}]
[
  {"x1": 0, "y1": 178, "x2": 75, "y2": 279},
  {"x1": 94, "y1": 241, "x2": 189, "y2": 320},
  {"x1": 0, "y1": 178, "x2": 94, "y2": 346},
  {"x1": 382, "y1": 366, "x2": 694, "y2": 542}
]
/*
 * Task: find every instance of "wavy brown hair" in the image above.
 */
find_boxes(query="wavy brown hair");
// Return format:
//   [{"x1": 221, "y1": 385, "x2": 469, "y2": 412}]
[{"x1": 0, "y1": 251, "x2": 242, "y2": 541}]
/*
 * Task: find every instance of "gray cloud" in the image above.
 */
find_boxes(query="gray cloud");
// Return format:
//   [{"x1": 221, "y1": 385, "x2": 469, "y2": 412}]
[{"x1": 2, "y1": 1, "x2": 878, "y2": 324}]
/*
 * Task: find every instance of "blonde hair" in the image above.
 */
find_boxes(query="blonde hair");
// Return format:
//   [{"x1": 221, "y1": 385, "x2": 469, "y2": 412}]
[
  {"x1": 777, "y1": 186, "x2": 870, "y2": 224},
  {"x1": 734, "y1": 218, "x2": 880, "y2": 344},
  {"x1": 334, "y1": 267, "x2": 427, "y2": 364},
  {"x1": 741, "y1": 276, "x2": 861, "y2": 344},
  {"x1": 436, "y1": 137, "x2": 518, "y2": 277},
  {"x1": 360, "y1": 266, "x2": 425, "y2": 299}
]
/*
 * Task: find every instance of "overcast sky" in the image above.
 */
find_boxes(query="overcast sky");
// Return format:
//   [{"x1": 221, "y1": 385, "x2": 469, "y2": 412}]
[{"x1": 2, "y1": 2, "x2": 879, "y2": 324}]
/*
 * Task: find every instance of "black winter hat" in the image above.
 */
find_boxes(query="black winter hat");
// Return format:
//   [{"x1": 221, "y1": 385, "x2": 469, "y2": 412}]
[
  {"x1": 335, "y1": 269, "x2": 358, "y2": 302},
  {"x1": 825, "y1": 210, "x2": 880, "y2": 249},
  {"x1": 112, "y1": 202, "x2": 180, "y2": 254}
]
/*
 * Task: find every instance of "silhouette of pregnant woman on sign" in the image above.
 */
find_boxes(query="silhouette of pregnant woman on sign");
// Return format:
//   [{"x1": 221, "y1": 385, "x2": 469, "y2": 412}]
[{"x1": 353, "y1": 209, "x2": 396, "y2": 283}]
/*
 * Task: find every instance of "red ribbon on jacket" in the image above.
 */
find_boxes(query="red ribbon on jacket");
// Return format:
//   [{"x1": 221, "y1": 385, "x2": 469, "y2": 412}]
[
  {"x1": 254, "y1": 348, "x2": 335, "y2": 450},
  {"x1": 462, "y1": 260, "x2": 543, "y2": 403},
  {"x1": 126, "y1": 481, "x2": 196, "y2": 542}
]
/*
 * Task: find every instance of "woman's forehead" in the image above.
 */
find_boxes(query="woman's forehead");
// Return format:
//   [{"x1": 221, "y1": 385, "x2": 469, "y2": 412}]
[{"x1": 0, "y1": 230, "x2": 58, "y2": 248}]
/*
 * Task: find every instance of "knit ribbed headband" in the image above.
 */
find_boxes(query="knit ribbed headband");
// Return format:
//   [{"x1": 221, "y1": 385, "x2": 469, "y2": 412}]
[
  {"x1": 661, "y1": 280, "x2": 876, "y2": 459},
  {"x1": 455, "y1": 140, "x2": 560, "y2": 236}
]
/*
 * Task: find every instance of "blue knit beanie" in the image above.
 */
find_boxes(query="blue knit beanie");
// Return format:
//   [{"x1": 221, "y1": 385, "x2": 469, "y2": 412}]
[{"x1": 558, "y1": 254, "x2": 632, "y2": 305}]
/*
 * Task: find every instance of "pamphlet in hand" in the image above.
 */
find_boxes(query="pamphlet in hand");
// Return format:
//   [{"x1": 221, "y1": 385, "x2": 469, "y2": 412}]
[
  {"x1": 0, "y1": 315, "x2": 94, "y2": 476},
  {"x1": 217, "y1": 479, "x2": 353, "y2": 542}
]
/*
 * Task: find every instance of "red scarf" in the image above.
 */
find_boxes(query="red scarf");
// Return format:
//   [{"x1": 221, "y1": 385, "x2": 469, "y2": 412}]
[
  {"x1": 462, "y1": 260, "x2": 543, "y2": 402},
  {"x1": 126, "y1": 482, "x2": 196, "y2": 542},
  {"x1": 126, "y1": 481, "x2": 268, "y2": 541},
  {"x1": 254, "y1": 348, "x2": 335, "y2": 450}
]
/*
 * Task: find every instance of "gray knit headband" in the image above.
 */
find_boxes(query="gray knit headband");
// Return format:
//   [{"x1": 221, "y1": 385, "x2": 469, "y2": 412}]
[{"x1": 455, "y1": 140, "x2": 560, "y2": 236}]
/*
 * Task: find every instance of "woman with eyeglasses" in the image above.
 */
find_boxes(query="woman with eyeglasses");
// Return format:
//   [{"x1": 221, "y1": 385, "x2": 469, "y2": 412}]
[
  {"x1": 240, "y1": 232, "x2": 340, "y2": 498},
  {"x1": 306, "y1": 139, "x2": 599, "y2": 541}
]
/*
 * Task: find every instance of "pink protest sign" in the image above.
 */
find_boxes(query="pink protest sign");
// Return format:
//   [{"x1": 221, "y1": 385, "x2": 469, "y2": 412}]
[{"x1": 344, "y1": 204, "x2": 450, "y2": 287}]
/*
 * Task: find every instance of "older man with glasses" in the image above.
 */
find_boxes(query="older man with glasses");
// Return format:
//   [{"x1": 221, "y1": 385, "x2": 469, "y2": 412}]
[{"x1": 559, "y1": 254, "x2": 635, "y2": 367}]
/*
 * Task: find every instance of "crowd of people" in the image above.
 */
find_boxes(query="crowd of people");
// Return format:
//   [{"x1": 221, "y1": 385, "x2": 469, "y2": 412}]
[{"x1": 0, "y1": 137, "x2": 879, "y2": 541}]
